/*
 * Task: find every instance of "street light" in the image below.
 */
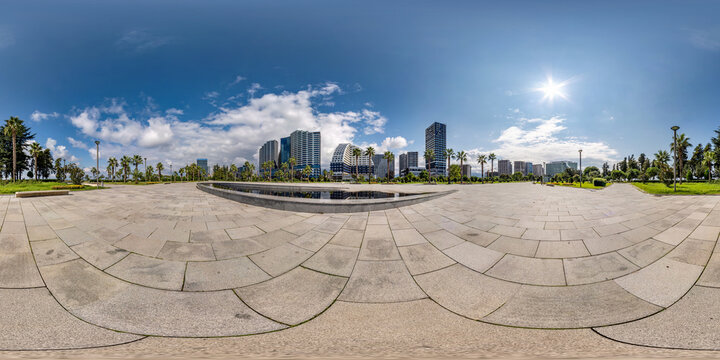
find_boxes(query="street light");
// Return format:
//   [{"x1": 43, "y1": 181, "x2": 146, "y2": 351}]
[
  {"x1": 95, "y1": 140, "x2": 100, "y2": 187},
  {"x1": 170, "y1": 164, "x2": 173, "y2": 183},
  {"x1": 578, "y1": 149, "x2": 583, "y2": 187},
  {"x1": 672, "y1": 126, "x2": 679, "y2": 192}
]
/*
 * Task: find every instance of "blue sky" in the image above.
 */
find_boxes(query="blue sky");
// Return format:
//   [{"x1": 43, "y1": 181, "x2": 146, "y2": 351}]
[{"x1": 1, "y1": 0, "x2": 719, "y2": 173}]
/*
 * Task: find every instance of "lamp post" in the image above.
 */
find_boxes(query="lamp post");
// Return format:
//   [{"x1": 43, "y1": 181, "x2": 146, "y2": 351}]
[
  {"x1": 578, "y1": 149, "x2": 583, "y2": 187},
  {"x1": 672, "y1": 126, "x2": 679, "y2": 192},
  {"x1": 170, "y1": 164, "x2": 173, "y2": 182},
  {"x1": 95, "y1": 140, "x2": 100, "y2": 187}
]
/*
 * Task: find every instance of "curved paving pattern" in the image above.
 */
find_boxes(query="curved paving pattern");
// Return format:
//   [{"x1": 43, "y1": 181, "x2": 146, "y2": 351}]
[{"x1": 1, "y1": 182, "x2": 719, "y2": 350}]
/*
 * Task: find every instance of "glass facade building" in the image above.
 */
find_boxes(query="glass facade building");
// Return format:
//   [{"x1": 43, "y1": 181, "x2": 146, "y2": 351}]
[{"x1": 425, "y1": 122, "x2": 447, "y2": 176}]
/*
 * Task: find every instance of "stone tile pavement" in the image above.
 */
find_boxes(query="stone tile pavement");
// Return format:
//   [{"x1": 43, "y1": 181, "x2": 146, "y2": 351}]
[{"x1": 1, "y1": 182, "x2": 719, "y2": 355}]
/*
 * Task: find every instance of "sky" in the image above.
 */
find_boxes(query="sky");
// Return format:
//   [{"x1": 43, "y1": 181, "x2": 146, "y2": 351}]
[{"x1": 1, "y1": 0, "x2": 719, "y2": 175}]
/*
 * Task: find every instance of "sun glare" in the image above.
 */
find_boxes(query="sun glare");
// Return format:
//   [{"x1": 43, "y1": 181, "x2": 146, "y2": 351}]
[{"x1": 535, "y1": 76, "x2": 570, "y2": 103}]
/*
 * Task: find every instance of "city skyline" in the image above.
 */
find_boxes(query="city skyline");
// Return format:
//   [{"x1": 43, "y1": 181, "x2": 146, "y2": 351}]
[{"x1": 2, "y1": 1, "x2": 719, "y2": 175}]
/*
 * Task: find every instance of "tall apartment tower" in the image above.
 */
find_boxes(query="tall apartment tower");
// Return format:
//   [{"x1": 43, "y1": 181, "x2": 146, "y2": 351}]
[
  {"x1": 526, "y1": 162, "x2": 534, "y2": 175},
  {"x1": 279, "y1": 136, "x2": 291, "y2": 164},
  {"x1": 407, "y1": 151, "x2": 418, "y2": 168},
  {"x1": 498, "y1": 159, "x2": 512, "y2": 175},
  {"x1": 196, "y1": 158, "x2": 208, "y2": 174},
  {"x1": 532, "y1": 164, "x2": 544, "y2": 176},
  {"x1": 513, "y1": 161, "x2": 526, "y2": 176},
  {"x1": 259, "y1": 140, "x2": 279, "y2": 168},
  {"x1": 399, "y1": 153, "x2": 408, "y2": 174},
  {"x1": 425, "y1": 122, "x2": 447, "y2": 176},
  {"x1": 290, "y1": 130, "x2": 321, "y2": 177}
]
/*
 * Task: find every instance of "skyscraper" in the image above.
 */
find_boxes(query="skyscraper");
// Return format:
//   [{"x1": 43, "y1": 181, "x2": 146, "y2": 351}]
[
  {"x1": 546, "y1": 161, "x2": 578, "y2": 177},
  {"x1": 330, "y1": 143, "x2": 373, "y2": 180},
  {"x1": 399, "y1": 153, "x2": 408, "y2": 174},
  {"x1": 498, "y1": 159, "x2": 512, "y2": 175},
  {"x1": 196, "y1": 158, "x2": 208, "y2": 174},
  {"x1": 526, "y1": 162, "x2": 534, "y2": 175},
  {"x1": 373, "y1": 154, "x2": 394, "y2": 179},
  {"x1": 462, "y1": 164, "x2": 472, "y2": 178},
  {"x1": 514, "y1": 161, "x2": 526, "y2": 175},
  {"x1": 425, "y1": 122, "x2": 447, "y2": 176},
  {"x1": 279, "y1": 136, "x2": 291, "y2": 165},
  {"x1": 407, "y1": 151, "x2": 418, "y2": 168},
  {"x1": 259, "y1": 140, "x2": 279, "y2": 168},
  {"x1": 533, "y1": 164, "x2": 544, "y2": 176},
  {"x1": 290, "y1": 130, "x2": 321, "y2": 177}
]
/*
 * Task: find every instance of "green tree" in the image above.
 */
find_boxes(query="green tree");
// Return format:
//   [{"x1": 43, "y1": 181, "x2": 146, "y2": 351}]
[
  {"x1": 303, "y1": 164, "x2": 311, "y2": 181},
  {"x1": 512, "y1": 171, "x2": 523, "y2": 181},
  {"x1": 120, "y1": 156, "x2": 131, "y2": 182},
  {"x1": 54, "y1": 158, "x2": 66, "y2": 182},
  {"x1": 455, "y1": 150, "x2": 468, "y2": 184},
  {"x1": 157, "y1": 162, "x2": 164, "y2": 181},
  {"x1": 288, "y1": 157, "x2": 297, "y2": 181},
  {"x1": 670, "y1": 133, "x2": 691, "y2": 184},
  {"x1": 703, "y1": 150, "x2": 715, "y2": 181},
  {"x1": 383, "y1": 151, "x2": 394, "y2": 182},
  {"x1": 488, "y1": 153, "x2": 496, "y2": 179},
  {"x1": 132, "y1": 155, "x2": 143, "y2": 175},
  {"x1": 67, "y1": 163, "x2": 84, "y2": 185},
  {"x1": 477, "y1": 154, "x2": 487, "y2": 180},
  {"x1": 352, "y1": 147, "x2": 362, "y2": 180},
  {"x1": 29, "y1": 142, "x2": 43, "y2": 180},
  {"x1": 2, "y1": 116, "x2": 34, "y2": 181},
  {"x1": 423, "y1": 149, "x2": 434, "y2": 183},
  {"x1": 107, "y1": 157, "x2": 118, "y2": 181},
  {"x1": 230, "y1": 164, "x2": 238, "y2": 181},
  {"x1": 448, "y1": 164, "x2": 462, "y2": 181},
  {"x1": 444, "y1": 148, "x2": 454, "y2": 177}
]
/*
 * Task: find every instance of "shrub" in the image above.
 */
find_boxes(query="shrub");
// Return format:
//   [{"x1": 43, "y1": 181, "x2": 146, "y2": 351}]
[{"x1": 592, "y1": 178, "x2": 606, "y2": 187}]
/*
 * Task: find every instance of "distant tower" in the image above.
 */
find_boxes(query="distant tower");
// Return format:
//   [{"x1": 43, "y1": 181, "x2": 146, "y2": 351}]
[{"x1": 425, "y1": 122, "x2": 447, "y2": 176}]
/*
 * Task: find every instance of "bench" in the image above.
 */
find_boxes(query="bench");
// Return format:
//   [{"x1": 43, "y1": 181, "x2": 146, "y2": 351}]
[{"x1": 15, "y1": 190, "x2": 70, "y2": 198}]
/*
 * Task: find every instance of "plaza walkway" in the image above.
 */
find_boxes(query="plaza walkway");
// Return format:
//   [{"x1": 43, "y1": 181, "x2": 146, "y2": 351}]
[{"x1": 1, "y1": 182, "x2": 718, "y2": 357}]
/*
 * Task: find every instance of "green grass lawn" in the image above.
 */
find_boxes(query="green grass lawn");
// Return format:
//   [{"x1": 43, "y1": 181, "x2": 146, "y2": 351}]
[
  {"x1": 550, "y1": 182, "x2": 609, "y2": 190},
  {"x1": 632, "y1": 182, "x2": 720, "y2": 195},
  {"x1": 0, "y1": 182, "x2": 99, "y2": 194}
]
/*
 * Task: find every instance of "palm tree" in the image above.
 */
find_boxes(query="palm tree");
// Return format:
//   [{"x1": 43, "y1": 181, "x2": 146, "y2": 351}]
[
  {"x1": 488, "y1": 153, "x2": 496, "y2": 180},
  {"x1": 477, "y1": 154, "x2": 487, "y2": 180},
  {"x1": 352, "y1": 147, "x2": 362, "y2": 180},
  {"x1": 288, "y1": 157, "x2": 297, "y2": 181},
  {"x1": 230, "y1": 164, "x2": 238, "y2": 181},
  {"x1": 156, "y1": 162, "x2": 164, "y2": 181},
  {"x1": 383, "y1": 151, "x2": 394, "y2": 182},
  {"x1": 132, "y1": 154, "x2": 143, "y2": 174},
  {"x1": 670, "y1": 133, "x2": 691, "y2": 184},
  {"x1": 29, "y1": 142, "x2": 42, "y2": 181},
  {"x1": 120, "y1": 156, "x2": 131, "y2": 182},
  {"x1": 303, "y1": 165, "x2": 311, "y2": 181},
  {"x1": 146, "y1": 165, "x2": 154, "y2": 181},
  {"x1": 456, "y1": 150, "x2": 468, "y2": 184},
  {"x1": 424, "y1": 149, "x2": 435, "y2": 184},
  {"x1": 444, "y1": 148, "x2": 454, "y2": 178},
  {"x1": 703, "y1": 150, "x2": 715, "y2": 181},
  {"x1": 654, "y1": 150, "x2": 670, "y2": 166},
  {"x1": 4, "y1": 116, "x2": 22, "y2": 181},
  {"x1": 179, "y1": 167, "x2": 185, "y2": 181},
  {"x1": 107, "y1": 157, "x2": 118, "y2": 181}
]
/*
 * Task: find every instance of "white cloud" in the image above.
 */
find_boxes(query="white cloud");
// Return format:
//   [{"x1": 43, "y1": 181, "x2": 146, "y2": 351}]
[
  {"x1": 64, "y1": 83, "x2": 388, "y2": 169},
  {"x1": 381, "y1": 136, "x2": 411, "y2": 150},
  {"x1": 247, "y1": 83, "x2": 262, "y2": 97},
  {"x1": 67, "y1": 137, "x2": 88, "y2": 149},
  {"x1": 165, "y1": 108, "x2": 184, "y2": 116},
  {"x1": 231, "y1": 75, "x2": 246, "y2": 85},
  {"x1": 31, "y1": 111, "x2": 59, "y2": 122},
  {"x1": 116, "y1": 29, "x2": 172, "y2": 53},
  {"x1": 464, "y1": 116, "x2": 618, "y2": 170},
  {"x1": 361, "y1": 109, "x2": 387, "y2": 135},
  {"x1": 45, "y1": 138, "x2": 68, "y2": 159}
]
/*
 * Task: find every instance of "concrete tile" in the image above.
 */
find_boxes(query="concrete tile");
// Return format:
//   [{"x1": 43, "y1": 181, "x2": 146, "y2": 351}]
[
  {"x1": 698, "y1": 252, "x2": 720, "y2": 287},
  {"x1": 535, "y1": 241, "x2": 590, "y2": 258},
  {"x1": 443, "y1": 241, "x2": 504, "y2": 273},
  {"x1": 398, "y1": 243, "x2": 455, "y2": 275},
  {"x1": 583, "y1": 234, "x2": 634, "y2": 255},
  {"x1": 303, "y1": 244, "x2": 359, "y2": 277},
  {"x1": 415, "y1": 264, "x2": 520, "y2": 320},
  {"x1": 249, "y1": 243, "x2": 313, "y2": 277},
  {"x1": 486, "y1": 255, "x2": 565, "y2": 286},
  {"x1": 291, "y1": 230, "x2": 334, "y2": 252},
  {"x1": 483, "y1": 281, "x2": 661, "y2": 328},
  {"x1": 226, "y1": 226, "x2": 265, "y2": 240},
  {"x1": 237, "y1": 267, "x2": 346, "y2": 325},
  {"x1": 213, "y1": 238, "x2": 267, "y2": 260},
  {"x1": 666, "y1": 238, "x2": 714, "y2": 266},
  {"x1": 654, "y1": 226, "x2": 694, "y2": 246},
  {"x1": 158, "y1": 241, "x2": 215, "y2": 261},
  {"x1": 329, "y1": 229, "x2": 364, "y2": 248},
  {"x1": 392, "y1": 228, "x2": 427, "y2": 247},
  {"x1": 184, "y1": 257, "x2": 270, "y2": 291},
  {"x1": 190, "y1": 229, "x2": 231, "y2": 243},
  {"x1": 689, "y1": 225, "x2": 720, "y2": 241},
  {"x1": 114, "y1": 234, "x2": 166, "y2": 257},
  {"x1": 338, "y1": 260, "x2": 426, "y2": 303},
  {"x1": 563, "y1": 252, "x2": 639, "y2": 285},
  {"x1": 27, "y1": 225, "x2": 56, "y2": 242},
  {"x1": 31, "y1": 238, "x2": 79, "y2": 267},
  {"x1": 615, "y1": 257, "x2": 703, "y2": 307},
  {"x1": 617, "y1": 239, "x2": 674, "y2": 267},
  {"x1": 423, "y1": 230, "x2": 465, "y2": 250},
  {"x1": 0, "y1": 253, "x2": 44, "y2": 288},
  {"x1": 106, "y1": 254, "x2": 185, "y2": 290},
  {"x1": 521, "y1": 229, "x2": 560, "y2": 241},
  {"x1": 71, "y1": 240, "x2": 128, "y2": 269},
  {"x1": 487, "y1": 236, "x2": 539, "y2": 257}
]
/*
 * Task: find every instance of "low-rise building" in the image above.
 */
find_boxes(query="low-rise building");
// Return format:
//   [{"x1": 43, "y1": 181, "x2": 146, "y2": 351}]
[{"x1": 330, "y1": 143, "x2": 374, "y2": 180}]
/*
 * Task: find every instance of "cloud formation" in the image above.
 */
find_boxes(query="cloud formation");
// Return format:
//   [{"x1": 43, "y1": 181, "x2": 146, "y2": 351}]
[
  {"x1": 65, "y1": 83, "x2": 397, "y2": 170},
  {"x1": 464, "y1": 116, "x2": 618, "y2": 172},
  {"x1": 31, "y1": 111, "x2": 59, "y2": 122}
]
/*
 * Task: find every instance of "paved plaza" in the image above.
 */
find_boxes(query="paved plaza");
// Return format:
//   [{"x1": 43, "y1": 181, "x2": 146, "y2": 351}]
[{"x1": 1, "y1": 182, "x2": 719, "y2": 358}]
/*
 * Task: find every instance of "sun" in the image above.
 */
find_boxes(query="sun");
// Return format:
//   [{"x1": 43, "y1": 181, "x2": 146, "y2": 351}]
[{"x1": 535, "y1": 76, "x2": 570, "y2": 103}]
